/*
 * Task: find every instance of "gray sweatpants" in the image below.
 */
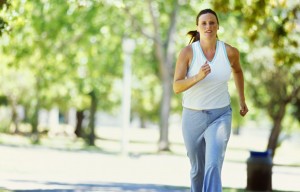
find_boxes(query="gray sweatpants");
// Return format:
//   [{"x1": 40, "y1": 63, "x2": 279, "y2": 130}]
[{"x1": 182, "y1": 105, "x2": 232, "y2": 192}]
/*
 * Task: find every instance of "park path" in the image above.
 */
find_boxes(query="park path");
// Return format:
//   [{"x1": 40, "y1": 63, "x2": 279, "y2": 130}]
[
  {"x1": 1, "y1": 124, "x2": 300, "y2": 192},
  {"x1": 0, "y1": 143, "x2": 300, "y2": 192}
]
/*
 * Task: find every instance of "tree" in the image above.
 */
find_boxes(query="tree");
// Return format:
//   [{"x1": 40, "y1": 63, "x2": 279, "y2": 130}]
[
  {"x1": 211, "y1": 0, "x2": 300, "y2": 157},
  {"x1": 0, "y1": 0, "x2": 125, "y2": 145},
  {"x1": 122, "y1": 0, "x2": 181, "y2": 151},
  {"x1": 0, "y1": 68, "x2": 34, "y2": 133}
]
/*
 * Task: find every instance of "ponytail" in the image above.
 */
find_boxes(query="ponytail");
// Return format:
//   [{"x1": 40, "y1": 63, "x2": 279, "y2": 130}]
[{"x1": 187, "y1": 30, "x2": 199, "y2": 44}]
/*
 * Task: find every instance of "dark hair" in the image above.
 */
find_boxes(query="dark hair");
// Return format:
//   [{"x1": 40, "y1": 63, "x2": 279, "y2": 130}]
[{"x1": 187, "y1": 9, "x2": 219, "y2": 44}]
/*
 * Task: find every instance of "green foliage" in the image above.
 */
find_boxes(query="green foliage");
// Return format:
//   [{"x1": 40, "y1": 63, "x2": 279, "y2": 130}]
[
  {"x1": 0, "y1": 117, "x2": 10, "y2": 133},
  {"x1": 0, "y1": 95, "x2": 8, "y2": 105},
  {"x1": 210, "y1": 0, "x2": 300, "y2": 114},
  {"x1": 0, "y1": 0, "x2": 130, "y2": 139},
  {"x1": 0, "y1": 0, "x2": 298, "y2": 143},
  {"x1": 0, "y1": 17, "x2": 7, "y2": 35},
  {"x1": 0, "y1": 0, "x2": 125, "y2": 110},
  {"x1": 0, "y1": 0, "x2": 10, "y2": 36},
  {"x1": 209, "y1": 0, "x2": 300, "y2": 154}
]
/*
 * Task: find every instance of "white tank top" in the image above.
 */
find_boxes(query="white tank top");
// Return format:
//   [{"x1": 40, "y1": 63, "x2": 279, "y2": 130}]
[{"x1": 182, "y1": 40, "x2": 231, "y2": 110}]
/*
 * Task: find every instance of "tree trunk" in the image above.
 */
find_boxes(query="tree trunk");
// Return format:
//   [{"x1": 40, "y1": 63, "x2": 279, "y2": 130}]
[
  {"x1": 139, "y1": 116, "x2": 146, "y2": 129},
  {"x1": 75, "y1": 110, "x2": 84, "y2": 137},
  {"x1": 30, "y1": 77, "x2": 42, "y2": 143},
  {"x1": 147, "y1": 0, "x2": 179, "y2": 151},
  {"x1": 267, "y1": 103, "x2": 287, "y2": 158},
  {"x1": 158, "y1": 78, "x2": 172, "y2": 151},
  {"x1": 125, "y1": 0, "x2": 179, "y2": 151},
  {"x1": 31, "y1": 98, "x2": 40, "y2": 144},
  {"x1": 233, "y1": 126, "x2": 240, "y2": 135},
  {"x1": 10, "y1": 99, "x2": 19, "y2": 133},
  {"x1": 88, "y1": 90, "x2": 97, "y2": 146}
]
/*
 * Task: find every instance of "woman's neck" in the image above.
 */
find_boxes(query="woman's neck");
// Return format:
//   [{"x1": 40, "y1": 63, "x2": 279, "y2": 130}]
[
  {"x1": 199, "y1": 39, "x2": 218, "y2": 62},
  {"x1": 200, "y1": 39, "x2": 217, "y2": 52}
]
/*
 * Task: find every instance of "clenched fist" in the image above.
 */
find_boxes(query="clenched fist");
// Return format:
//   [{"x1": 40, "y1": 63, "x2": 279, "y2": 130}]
[{"x1": 198, "y1": 61, "x2": 211, "y2": 80}]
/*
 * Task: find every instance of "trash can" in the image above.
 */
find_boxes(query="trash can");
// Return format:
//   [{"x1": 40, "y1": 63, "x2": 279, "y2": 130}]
[{"x1": 246, "y1": 150, "x2": 273, "y2": 191}]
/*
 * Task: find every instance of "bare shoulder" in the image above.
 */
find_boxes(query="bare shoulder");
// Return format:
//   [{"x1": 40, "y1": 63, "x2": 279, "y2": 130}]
[
  {"x1": 174, "y1": 44, "x2": 193, "y2": 82},
  {"x1": 179, "y1": 44, "x2": 193, "y2": 58},
  {"x1": 224, "y1": 42, "x2": 240, "y2": 66},
  {"x1": 224, "y1": 43, "x2": 239, "y2": 58},
  {"x1": 177, "y1": 44, "x2": 193, "y2": 66}
]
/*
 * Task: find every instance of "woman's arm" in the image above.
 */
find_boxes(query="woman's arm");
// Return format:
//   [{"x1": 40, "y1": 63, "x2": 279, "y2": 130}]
[
  {"x1": 173, "y1": 45, "x2": 211, "y2": 94},
  {"x1": 226, "y1": 44, "x2": 249, "y2": 116}
]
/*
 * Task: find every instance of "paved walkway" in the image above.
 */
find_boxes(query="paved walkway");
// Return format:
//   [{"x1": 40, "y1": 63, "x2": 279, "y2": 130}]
[
  {"x1": 0, "y1": 145, "x2": 191, "y2": 192},
  {"x1": 1, "y1": 125, "x2": 300, "y2": 192},
  {"x1": 2, "y1": 182, "x2": 189, "y2": 192},
  {"x1": 0, "y1": 144, "x2": 300, "y2": 192}
]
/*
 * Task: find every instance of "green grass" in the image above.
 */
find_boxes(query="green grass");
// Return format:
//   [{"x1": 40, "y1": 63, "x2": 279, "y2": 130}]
[{"x1": 223, "y1": 188, "x2": 244, "y2": 192}]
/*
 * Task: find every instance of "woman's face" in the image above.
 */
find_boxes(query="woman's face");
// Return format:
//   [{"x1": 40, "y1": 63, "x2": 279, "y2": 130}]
[{"x1": 197, "y1": 13, "x2": 219, "y2": 39}]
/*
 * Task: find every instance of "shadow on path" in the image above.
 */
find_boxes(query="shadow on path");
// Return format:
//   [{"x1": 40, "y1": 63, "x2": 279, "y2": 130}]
[
  {"x1": 2, "y1": 180, "x2": 190, "y2": 192},
  {"x1": 1, "y1": 180, "x2": 289, "y2": 192}
]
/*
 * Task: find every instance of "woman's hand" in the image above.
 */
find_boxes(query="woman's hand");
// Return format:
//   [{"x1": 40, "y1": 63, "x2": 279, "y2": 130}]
[
  {"x1": 239, "y1": 102, "x2": 248, "y2": 117},
  {"x1": 197, "y1": 61, "x2": 211, "y2": 80}
]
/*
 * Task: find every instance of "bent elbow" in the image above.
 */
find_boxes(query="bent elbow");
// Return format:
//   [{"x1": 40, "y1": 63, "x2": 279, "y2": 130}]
[
  {"x1": 173, "y1": 83, "x2": 181, "y2": 94},
  {"x1": 174, "y1": 89, "x2": 180, "y2": 94}
]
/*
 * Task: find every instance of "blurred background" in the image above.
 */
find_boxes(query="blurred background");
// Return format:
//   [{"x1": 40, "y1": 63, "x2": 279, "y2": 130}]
[{"x1": 0, "y1": 0, "x2": 299, "y2": 191}]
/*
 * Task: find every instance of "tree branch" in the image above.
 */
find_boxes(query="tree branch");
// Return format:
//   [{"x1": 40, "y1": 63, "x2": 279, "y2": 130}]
[
  {"x1": 123, "y1": 4, "x2": 155, "y2": 41},
  {"x1": 147, "y1": 0, "x2": 166, "y2": 79},
  {"x1": 165, "y1": 0, "x2": 179, "y2": 72},
  {"x1": 286, "y1": 86, "x2": 300, "y2": 103}
]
